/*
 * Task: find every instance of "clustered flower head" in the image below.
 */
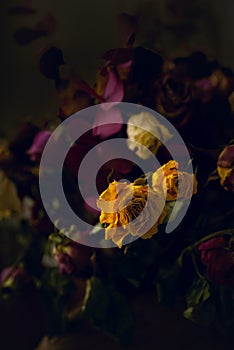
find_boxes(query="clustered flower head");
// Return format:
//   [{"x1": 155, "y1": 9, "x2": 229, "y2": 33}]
[
  {"x1": 96, "y1": 179, "x2": 167, "y2": 248},
  {"x1": 152, "y1": 160, "x2": 197, "y2": 201},
  {"x1": 1, "y1": 12, "x2": 234, "y2": 342},
  {"x1": 97, "y1": 161, "x2": 197, "y2": 248}
]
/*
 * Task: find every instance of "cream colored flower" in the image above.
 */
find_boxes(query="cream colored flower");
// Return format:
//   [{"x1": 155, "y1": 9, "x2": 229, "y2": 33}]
[
  {"x1": 127, "y1": 111, "x2": 173, "y2": 159},
  {"x1": 97, "y1": 180, "x2": 167, "y2": 248}
]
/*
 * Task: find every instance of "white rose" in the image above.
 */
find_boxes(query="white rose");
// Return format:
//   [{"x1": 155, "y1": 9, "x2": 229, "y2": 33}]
[{"x1": 126, "y1": 111, "x2": 173, "y2": 159}]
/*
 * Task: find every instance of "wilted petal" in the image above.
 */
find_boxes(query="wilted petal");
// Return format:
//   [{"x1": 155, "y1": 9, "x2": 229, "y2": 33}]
[
  {"x1": 27, "y1": 130, "x2": 52, "y2": 162},
  {"x1": 102, "y1": 69, "x2": 124, "y2": 107},
  {"x1": 92, "y1": 107, "x2": 123, "y2": 138},
  {"x1": 194, "y1": 77, "x2": 213, "y2": 92},
  {"x1": 127, "y1": 111, "x2": 173, "y2": 159},
  {"x1": 198, "y1": 237, "x2": 228, "y2": 251}
]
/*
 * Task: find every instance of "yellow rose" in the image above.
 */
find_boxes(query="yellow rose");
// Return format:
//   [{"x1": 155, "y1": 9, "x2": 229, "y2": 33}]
[
  {"x1": 97, "y1": 180, "x2": 167, "y2": 248},
  {"x1": 152, "y1": 160, "x2": 197, "y2": 201}
]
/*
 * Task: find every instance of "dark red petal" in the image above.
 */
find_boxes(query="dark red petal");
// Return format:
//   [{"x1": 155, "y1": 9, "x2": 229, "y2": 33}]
[{"x1": 198, "y1": 237, "x2": 228, "y2": 251}]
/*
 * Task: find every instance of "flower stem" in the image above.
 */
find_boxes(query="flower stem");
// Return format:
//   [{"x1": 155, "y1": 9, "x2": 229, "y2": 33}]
[
  {"x1": 178, "y1": 228, "x2": 234, "y2": 265},
  {"x1": 191, "y1": 251, "x2": 204, "y2": 280}
]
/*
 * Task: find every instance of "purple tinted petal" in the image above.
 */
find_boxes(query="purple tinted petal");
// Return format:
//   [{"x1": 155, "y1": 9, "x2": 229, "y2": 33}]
[
  {"x1": 117, "y1": 60, "x2": 133, "y2": 69},
  {"x1": 194, "y1": 78, "x2": 213, "y2": 91},
  {"x1": 27, "y1": 130, "x2": 51, "y2": 161},
  {"x1": 102, "y1": 69, "x2": 124, "y2": 108},
  {"x1": 0, "y1": 266, "x2": 15, "y2": 283},
  {"x1": 55, "y1": 253, "x2": 74, "y2": 275},
  {"x1": 92, "y1": 108, "x2": 123, "y2": 139},
  {"x1": 217, "y1": 144, "x2": 234, "y2": 168}
]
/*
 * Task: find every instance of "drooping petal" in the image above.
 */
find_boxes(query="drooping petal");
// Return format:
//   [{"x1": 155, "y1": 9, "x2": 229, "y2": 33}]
[
  {"x1": 92, "y1": 107, "x2": 123, "y2": 138},
  {"x1": 27, "y1": 130, "x2": 52, "y2": 162},
  {"x1": 102, "y1": 69, "x2": 124, "y2": 108}
]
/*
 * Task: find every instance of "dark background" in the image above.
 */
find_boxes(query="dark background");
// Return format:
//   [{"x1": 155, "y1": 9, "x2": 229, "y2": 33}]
[
  {"x1": 1, "y1": 0, "x2": 234, "y2": 138},
  {"x1": 0, "y1": 1, "x2": 234, "y2": 349}
]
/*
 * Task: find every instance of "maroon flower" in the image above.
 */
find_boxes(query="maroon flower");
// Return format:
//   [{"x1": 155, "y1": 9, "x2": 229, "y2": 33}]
[
  {"x1": 198, "y1": 237, "x2": 234, "y2": 287},
  {"x1": 54, "y1": 242, "x2": 93, "y2": 276},
  {"x1": 154, "y1": 72, "x2": 194, "y2": 128},
  {"x1": 54, "y1": 253, "x2": 74, "y2": 275}
]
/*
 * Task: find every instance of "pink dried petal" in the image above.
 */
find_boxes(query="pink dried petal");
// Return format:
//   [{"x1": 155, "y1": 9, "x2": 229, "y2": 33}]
[
  {"x1": 102, "y1": 69, "x2": 124, "y2": 108},
  {"x1": 27, "y1": 130, "x2": 51, "y2": 161},
  {"x1": 117, "y1": 60, "x2": 133, "y2": 69},
  {"x1": 92, "y1": 107, "x2": 123, "y2": 138}
]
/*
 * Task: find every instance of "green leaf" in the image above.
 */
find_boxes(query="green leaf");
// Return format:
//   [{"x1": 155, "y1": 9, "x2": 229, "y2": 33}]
[
  {"x1": 186, "y1": 278, "x2": 210, "y2": 307},
  {"x1": 40, "y1": 268, "x2": 76, "y2": 337},
  {"x1": 155, "y1": 261, "x2": 182, "y2": 306},
  {"x1": 184, "y1": 278, "x2": 214, "y2": 327},
  {"x1": 83, "y1": 277, "x2": 133, "y2": 344},
  {"x1": 117, "y1": 238, "x2": 162, "y2": 287},
  {"x1": 183, "y1": 301, "x2": 216, "y2": 326}
]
